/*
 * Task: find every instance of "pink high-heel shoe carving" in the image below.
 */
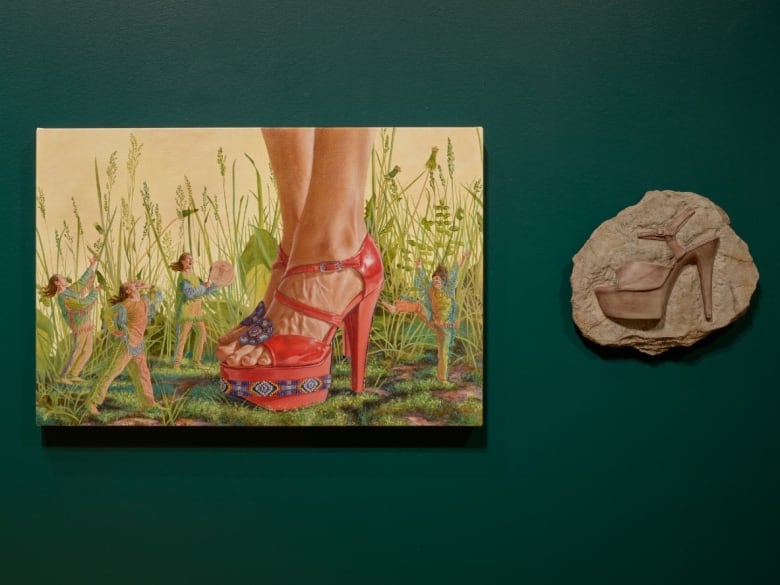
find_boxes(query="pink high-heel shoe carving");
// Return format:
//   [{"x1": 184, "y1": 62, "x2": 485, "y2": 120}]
[{"x1": 595, "y1": 209, "x2": 719, "y2": 321}]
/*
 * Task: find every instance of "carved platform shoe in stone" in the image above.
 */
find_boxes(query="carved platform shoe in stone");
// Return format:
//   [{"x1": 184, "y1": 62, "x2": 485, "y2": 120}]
[{"x1": 595, "y1": 209, "x2": 719, "y2": 321}]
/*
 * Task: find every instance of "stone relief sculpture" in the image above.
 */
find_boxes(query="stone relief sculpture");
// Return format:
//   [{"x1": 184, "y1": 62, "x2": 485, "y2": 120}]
[{"x1": 571, "y1": 190, "x2": 758, "y2": 355}]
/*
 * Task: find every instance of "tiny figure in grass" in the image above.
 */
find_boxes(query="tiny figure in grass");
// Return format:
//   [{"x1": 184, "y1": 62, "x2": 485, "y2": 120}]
[
  {"x1": 38, "y1": 255, "x2": 101, "y2": 384},
  {"x1": 381, "y1": 251, "x2": 470, "y2": 382},
  {"x1": 169, "y1": 252, "x2": 219, "y2": 369},
  {"x1": 87, "y1": 281, "x2": 163, "y2": 415}
]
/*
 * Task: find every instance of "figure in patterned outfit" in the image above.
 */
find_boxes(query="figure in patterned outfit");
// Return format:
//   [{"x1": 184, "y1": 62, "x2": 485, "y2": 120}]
[
  {"x1": 169, "y1": 252, "x2": 218, "y2": 368},
  {"x1": 87, "y1": 281, "x2": 163, "y2": 415},
  {"x1": 38, "y1": 255, "x2": 100, "y2": 383},
  {"x1": 381, "y1": 251, "x2": 469, "y2": 382}
]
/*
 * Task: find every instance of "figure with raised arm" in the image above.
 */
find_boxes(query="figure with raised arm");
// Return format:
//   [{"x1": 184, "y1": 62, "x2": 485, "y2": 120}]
[
  {"x1": 381, "y1": 251, "x2": 469, "y2": 382},
  {"x1": 38, "y1": 255, "x2": 101, "y2": 383}
]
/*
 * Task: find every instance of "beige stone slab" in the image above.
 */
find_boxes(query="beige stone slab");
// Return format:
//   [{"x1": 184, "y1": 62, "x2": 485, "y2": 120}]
[{"x1": 571, "y1": 190, "x2": 759, "y2": 355}]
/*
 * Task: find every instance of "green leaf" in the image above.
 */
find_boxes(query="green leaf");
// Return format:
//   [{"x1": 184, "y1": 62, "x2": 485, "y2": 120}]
[
  {"x1": 36, "y1": 309, "x2": 54, "y2": 344},
  {"x1": 36, "y1": 310, "x2": 56, "y2": 374},
  {"x1": 364, "y1": 196, "x2": 375, "y2": 221},
  {"x1": 239, "y1": 227, "x2": 279, "y2": 307},
  {"x1": 240, "y1": 227, "x2": 277, "y2": 273}
]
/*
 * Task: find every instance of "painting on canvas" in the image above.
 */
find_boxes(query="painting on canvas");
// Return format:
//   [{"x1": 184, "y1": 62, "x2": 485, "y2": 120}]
[{"x1": 35, "y1": 127, "x2": 483, "y2": 426}]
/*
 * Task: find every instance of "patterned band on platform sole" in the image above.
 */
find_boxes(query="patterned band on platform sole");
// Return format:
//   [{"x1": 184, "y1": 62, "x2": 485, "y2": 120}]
[
  {"x1": 221, "y1": 374, "x2": 331, "y2": 398},
  {"x1": 220, "y1": 374, "x2": 331, "y2": 411}
]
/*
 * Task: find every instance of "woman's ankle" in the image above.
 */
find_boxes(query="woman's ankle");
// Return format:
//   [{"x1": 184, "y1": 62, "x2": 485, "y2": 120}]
[{"x1": 289, "y1": 226, "x2": 367, "y2": 266}]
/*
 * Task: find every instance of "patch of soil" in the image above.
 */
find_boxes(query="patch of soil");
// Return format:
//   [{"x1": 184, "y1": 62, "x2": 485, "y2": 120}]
[
  {"x1": 447, "y1": 364, "x2": 471, "y2": 380},
  {"x1": 391, "y1": 365, "x2": 419, "y2": 373},
  {"x1": 107, "y1": 417, "x2": 214, "y2": 426},
  {"x1": 404, "y1": 415, "x2": 442, "y2": 426},
  {"x1": 171, "y1": 376, "x2": 214, "y2": 397},
  {"x1": 434, "y1": 383, "x2": 483, "y2": 402},
  {"x1": 390, "y1": 365, "x2": 418, "y2": 381},
  {"x1": 173, "y1": 418, "x2": 214, "y2": 426},
  {"x1": 108, "y1": 417, "x2": 160, "y2": 426}
]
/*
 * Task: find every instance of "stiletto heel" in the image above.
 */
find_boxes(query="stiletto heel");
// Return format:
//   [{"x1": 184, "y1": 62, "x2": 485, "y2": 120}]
[
  {"x1": 695, "y1": 239, "x2": 717, "y2": 320},
  {"x1": 595, "y1": 209, "x2": 719, "y2": 321},
  {"x1": 220, "y1": 235, "x2": 384, "y2": 410},
  {"x1": 343, "y1": 286, "x2": 382, "y2": 392}
]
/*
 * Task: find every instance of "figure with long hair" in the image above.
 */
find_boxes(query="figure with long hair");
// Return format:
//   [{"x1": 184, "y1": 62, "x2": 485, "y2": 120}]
[
  {"x1": 38, "y1": 255, "x2": 100, "y2": 383},
  {"x1": 381, "y1": 251, "x2": 469, "y2": 382},
  {"x1": 217, "y1": 128, "x2": 383, "y2": 411},
  {"x1": 169, "y1": 252, "x2": 218, "y2": 368},
  {"x1": 87, "y1": 280, "x2": 163, "y2": 415}
]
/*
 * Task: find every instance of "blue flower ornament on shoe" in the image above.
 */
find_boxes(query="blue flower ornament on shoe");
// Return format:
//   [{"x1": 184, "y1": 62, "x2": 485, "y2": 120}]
[{"x1": 237, "y1": 301, "x2": 273, "y2": 345}]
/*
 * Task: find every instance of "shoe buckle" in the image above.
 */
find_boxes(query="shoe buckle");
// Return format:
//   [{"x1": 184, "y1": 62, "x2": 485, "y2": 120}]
[{"x1": 318, "y1": 261, "x2": 343, "y2": 272}]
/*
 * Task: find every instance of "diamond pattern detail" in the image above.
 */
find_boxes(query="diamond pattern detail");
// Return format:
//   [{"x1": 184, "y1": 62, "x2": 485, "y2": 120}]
[
  {"x1": 252, "y1": 380, "x2": 278, "y2": 397},
  {"x1": 299, "y1": 377, "x2": 322, "y2": 393}
]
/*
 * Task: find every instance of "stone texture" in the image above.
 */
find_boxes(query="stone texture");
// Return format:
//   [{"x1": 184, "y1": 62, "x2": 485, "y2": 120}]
[{"x1": 571, "y1": 190, "x2": 759, "y2": 355}]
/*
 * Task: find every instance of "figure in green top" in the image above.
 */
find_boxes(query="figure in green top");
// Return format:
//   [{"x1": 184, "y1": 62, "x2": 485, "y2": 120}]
[
  {"x1": 169, "y1": 252, "x2": 218, "y2": 368},
  {"x1": 38, "y1": 255, "x2": 100, "y2": 383},
  {"x1": 382, "y1": 251, "x2": 469, "y2": 382}
]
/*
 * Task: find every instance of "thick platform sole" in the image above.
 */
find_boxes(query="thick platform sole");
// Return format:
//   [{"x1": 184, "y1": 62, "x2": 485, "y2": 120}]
[{"x1": 220, "y1": 358, "x2": 332, "y2": 412}]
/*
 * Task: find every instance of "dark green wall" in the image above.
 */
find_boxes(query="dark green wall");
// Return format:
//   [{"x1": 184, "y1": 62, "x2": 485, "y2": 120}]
[{"x1": 2, "y1": 1, "x2": 778, "y2": 583}]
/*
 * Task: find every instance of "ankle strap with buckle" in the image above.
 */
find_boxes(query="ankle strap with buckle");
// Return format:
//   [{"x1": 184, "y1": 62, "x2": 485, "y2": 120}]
[
  {"x1": 283, "y1": 249, "x2": 364, "y2": 278},
  {"x1": 637, "y1": 209, "x2": 694, "y2": 259}
]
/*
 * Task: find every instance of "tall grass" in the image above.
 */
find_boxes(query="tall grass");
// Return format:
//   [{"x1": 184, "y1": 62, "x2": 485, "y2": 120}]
[
  {"x1": 35, "y1": 129, "x2": 483, "y2": 394},
  {"x1": 367, "y1": 128, "x2": 484, "y2": 368}
]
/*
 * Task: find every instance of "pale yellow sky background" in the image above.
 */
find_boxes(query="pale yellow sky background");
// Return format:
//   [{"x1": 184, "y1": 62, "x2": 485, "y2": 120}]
[{"x1": 36, "y1": 127, "x2": 483, "y2": 238}]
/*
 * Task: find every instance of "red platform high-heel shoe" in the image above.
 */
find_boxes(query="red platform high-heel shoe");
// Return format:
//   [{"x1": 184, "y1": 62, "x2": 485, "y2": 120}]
[
  {"x1": 220, "y1": 235, "x2": 384, "y2": 411},
  {"x1": 595, "y1": 209, "x2": 719, "y2": 321},
  {"x1": 216, "y1": 246, "x2": 289, "y2": 348}
]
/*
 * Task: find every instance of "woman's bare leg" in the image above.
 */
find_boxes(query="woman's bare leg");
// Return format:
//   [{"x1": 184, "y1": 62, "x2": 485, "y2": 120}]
[
  {"x1": 217, "y1": 128, "x2": 314, "y2": 353},
  {"x1": 225, "y1": 127, "x2": 375, "y2": 367},
  {"x1": 261, "y1": 127, "x2": 315, "y2": 261},
  {"x1": 289, "y1": 128, "x2": 374, "y2": 264}
]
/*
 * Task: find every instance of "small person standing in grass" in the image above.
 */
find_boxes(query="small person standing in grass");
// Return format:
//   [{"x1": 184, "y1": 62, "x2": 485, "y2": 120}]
[
  {"x1": 382, "y1": 251, "x2": 469, "y2": 382},
  {"x1": 169, "y1": 252, "x2": 218, "y2": 369},
  {"x1": 87, "y1": 281, "x2": 163, "y2": 415},
  {"x1": 39, "y1": 255, "x2": 101, "y2": 384}
]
